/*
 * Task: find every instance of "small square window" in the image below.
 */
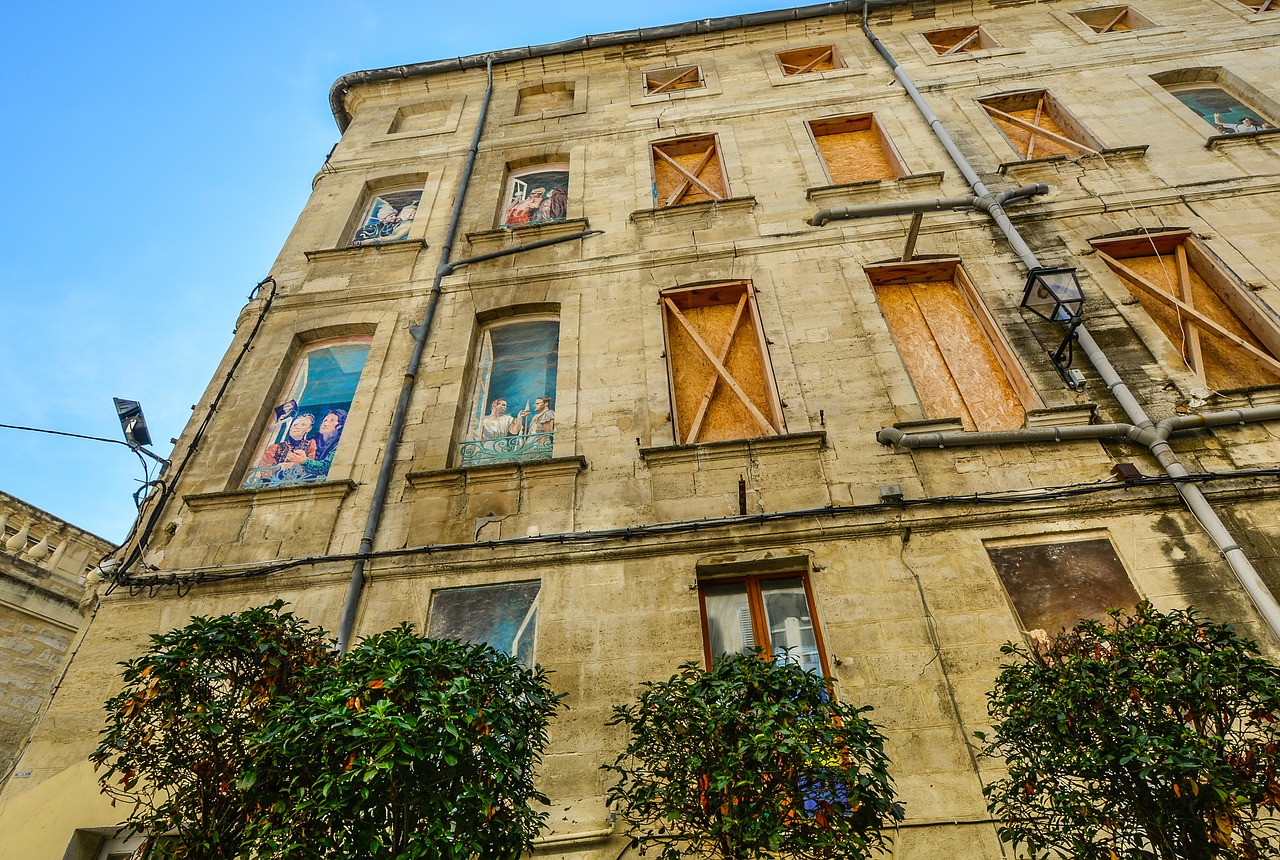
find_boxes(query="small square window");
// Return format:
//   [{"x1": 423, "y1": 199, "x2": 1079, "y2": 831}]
[
  {"x1": 809, "y1": 114, "x2": 909, "y2": 183},
  {"x1": 978, "y1": 90, "x2": 1104, "y2": 160},
  {"x1": 923, "y1": 25, "x2": 999, "y2": 55},
  {"x1": 775, "y1": 45, "x2": 844, "y2": 76},
  {"x1": 644, "y1": 64, "x2": 704, "y2": 95},
  {"x1": 348, "y1": 188, "x2": 422, "y2": 246},
  {"x1": 1071, "y1": 5, "x2": 1156, "y2": 32},
  {"x1": 516, "y1": 82, "x2": 575, "y2": 116},
  {"x1": 699, "y1": 573, "x2": 828, "y2": 674},
  {"x1": 651, "y1": 135, "x2": 728, "y2": 207}
]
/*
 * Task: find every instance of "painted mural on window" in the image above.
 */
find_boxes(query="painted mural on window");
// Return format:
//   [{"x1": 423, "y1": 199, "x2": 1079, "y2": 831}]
[
  {"x1": 428, "y1": 582, "x2": 541, "y2": 669},
  {"x1": 460, "y1": 318, "x2": 559, "y2": 467},
  {"x1": 349, "y1": 188, "x2": 422, "y2": 246},
  {"x1": 500, "y1": 163, "x2": 569, "y2": 227},
  {"x1": 1166, "y1": 84, "x2": 1275, "y2": 134},
  {"x1": 243, "y1": 337, "x2": 372, "y2": 489}
]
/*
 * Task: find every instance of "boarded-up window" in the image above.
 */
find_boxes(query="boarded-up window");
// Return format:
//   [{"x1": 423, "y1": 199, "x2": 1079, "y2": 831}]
[
  {"x1": 661, "y1": 282, "x2": 785, "y2": 444},
  {"x1": 1090, "y1": 231, "x2": 1280, "y2": 389},
  {"x1": 516, "y1": 82, "x2": 574, "y2": 116},
  {"x1": 979, "y1": 90, "x2": 1104, "y2": 160},
  {"x1": 987, "y1": 537, "x2": 1140, "y2": 635},
  {"x1": 776, "y1": 45, "x2": 843, "y2": 76},
  {"x1": 1236, "y1": 0, "x2": 1276, "y2": 11},
  {"x1": 869, "y1": 260, "x2": 1040, "y2": 431},
  {"x1": 923, "y1": 25, "x2": 999, "y2": 55},
  {"x1": 651, "y1": 135, "x2": 728, "y2": 207},
  {"x1": 1072, "y1": 5, "x2": 1156, "y2": 32},
  {"x1": 809, "y1": 114, "x2": 909, "y2": 184},
  {"x1": 428, "y1": 582, "x2": 541, "y2": 669},
  {"x1": 644, "y1": 64, "x2": 704, "y2": 95}
]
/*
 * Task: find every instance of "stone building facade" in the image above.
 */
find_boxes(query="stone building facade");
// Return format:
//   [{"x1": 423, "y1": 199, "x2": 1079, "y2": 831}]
[
  {"x1": 0, "y1": 492, "x2": 110, "y2": 783},
  {"x1": 3, "y1": 0, "x2": 1280, "y2": 857}
]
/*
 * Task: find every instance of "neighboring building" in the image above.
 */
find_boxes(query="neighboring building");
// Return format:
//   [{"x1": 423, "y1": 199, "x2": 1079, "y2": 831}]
[
  {"x1": 4, "y1": 1, "x2": 1280, "y2": 857},
  {"x1": 0, "y1": 492, "x2": 109, "y2": 781}
]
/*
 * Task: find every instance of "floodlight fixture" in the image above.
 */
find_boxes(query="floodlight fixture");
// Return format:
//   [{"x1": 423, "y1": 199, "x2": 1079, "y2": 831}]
[{"x1": 113, "y1": 398, "x2": 153, "y2": 449}]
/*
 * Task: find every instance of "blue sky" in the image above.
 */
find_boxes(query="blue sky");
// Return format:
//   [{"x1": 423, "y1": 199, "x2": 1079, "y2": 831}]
[{"x1": 0, "y1": 2, "x2": 775, "y2": 543}]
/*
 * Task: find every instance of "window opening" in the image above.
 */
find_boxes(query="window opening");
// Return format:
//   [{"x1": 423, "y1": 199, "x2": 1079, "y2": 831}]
[
  {"x1": 1161, "y1": 83, "x2": 1275, "y2": 135},
  {"x1": 428, "y1": 582, "x2": 541, "y2": 669},
  {"x1": 776, "y1": 45, "x2": 843, "y2": 76},
  {"x1": 660, "y1": 282, "x2": 785, "y2": 444},
  {"x1": 244, "y1": 336, "x2": 372, "y2": 489},
  {"x1": 1090, "y1": 231, "x2": 1280, "y2": 389},
  {"x1": 644, "y1": 65, "x2": 704, "y2": 95},
  {"x1": 869, "y1": 260, "x2": 1040, "y2": 431},
  {"x1": 923, "y1": 25, "x2": 999, "y2": 55},
  {"x1": 1071, "y1": 5, "x2": 1156, "y2": 32},
  {"x1": 651, "y1": 135, "x2": 727, "y2": 207},
  {"x1": 987, "y1": 537, "x2": 1139, "y2": 636},
  {"x1": 979, "y1": 91, "x2": 1103, "y2": 159},
  {"x1": 349, "y1": 188, "x2": 421, "y2": 246},
  {"x1": 700, "y1": 573, "x2": 828, "y2": 674},
  {"x1": 459, "y1": 317, "x2": 559, "y2": 467},
  {"x1": 1236, "y1": 0, "x2": 1276, "y2": 11},
  {"x1": 500, "y1": 162, "x2": 569, "y2": 227},
  {"x1": 516, "y1": 82, "x2": 574, "y2": 116},
  {"x1": 809, "y1": 114, "x2": 909, "y2": 183}
]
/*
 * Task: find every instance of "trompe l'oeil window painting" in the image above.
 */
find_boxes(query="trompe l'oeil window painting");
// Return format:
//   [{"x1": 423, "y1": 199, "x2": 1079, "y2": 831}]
[
  {"x1": 500, "y1": 164, "x2": 569, "y2": 228},
  {"x1": 460, "y1": 319, "x2": 559, "y2": 467},
  {"x1": 349, "y1": 189, "x2": 422, "y2": 246},
  {"x1": 1165, "y1": 84, "x2": 1275, "y2": 134},
  {"x1": 244, "y1": 337, "x2": 372, "y2": 489},
  {"x1": 427, "y1": 582, "x2": 541, "y2": 669}
]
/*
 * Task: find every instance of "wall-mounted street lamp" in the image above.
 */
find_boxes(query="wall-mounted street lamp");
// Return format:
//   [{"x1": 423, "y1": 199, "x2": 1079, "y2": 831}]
[{"x1": 1021, "y1": 266, "x2": 1087, "y2": 391}]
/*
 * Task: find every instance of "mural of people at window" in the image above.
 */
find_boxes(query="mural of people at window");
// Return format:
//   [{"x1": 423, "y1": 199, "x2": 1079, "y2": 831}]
[
  {"x1": 427, "y1": 582, "x2": 541, "y2": 669},
  {"x1": 349, "y1": 188, "x2": 422, "y2": 246},
  {"x1": 500, "y1": 164, "x2": 569, "y2": 227},
  {"x1": 460, "y1": 319, "x2": 559, "y2": 467},
  {"x1": 243, "y1": 337, "x2": 372, "y2": 488},
  {"x1": 1165, "y1": 84, "x2": 1275, "y2": 134}
]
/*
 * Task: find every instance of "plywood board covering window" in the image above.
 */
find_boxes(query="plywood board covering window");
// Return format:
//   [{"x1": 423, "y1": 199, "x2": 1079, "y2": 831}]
[
  {"x1": 661, "y1": 282, "x2": 785, "y2": 444},
  {"x1": 776, "y1": 45, "x2": 843, "y2": 75},
  {"x1": 809, "y1": 114, "x2": 908, "y2": 184},
  {"x1": 924, "y1": 25, "x2": 998, "y2": 55},
  {"x1": 1237, "y1": 0, "x2": 1276, "y2": 11},
  {"x1": 869, "y1": 260, "x2": 1040, "y2": 431},
  {"x1": 644, "y1": 64, "x2": 704, "y2": 95},
  {"x1": 1090, "y1": 231, "x2": 1280, "y2": 389},
  {"x1": 1072, "y1": 5, "x2": 1156, "y2": 32},
  {"x1": 987, "y1": 537, "x2": 1139, "y2": 635},
  {"x1": 651, "y1": 135, "x2": 728, "y2": 207},
  {"x1": 979, "y1": 91, "x2": 1103, "y2": 160}
]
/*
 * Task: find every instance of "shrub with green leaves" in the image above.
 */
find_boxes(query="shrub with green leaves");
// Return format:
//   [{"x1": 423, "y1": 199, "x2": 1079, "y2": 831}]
[
  {"x1": 244, "y1": 625, "x2": 564, "y2": 860},
  {"x1": 90, "y1": 601, "x2": 336, "y2": 860},
  {"x1": 605, "y1": 651, "x2": 903, "y2": 860},
  {"x1": 979, "y1": 601, "x2": 1280, "y2": 860}
]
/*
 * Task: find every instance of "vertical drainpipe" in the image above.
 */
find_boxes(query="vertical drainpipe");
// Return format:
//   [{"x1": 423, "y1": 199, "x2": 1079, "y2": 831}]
[
  {"x1": 336, "y1": 58, "x2": 496, "y2": 654},
  {"x1": 859, "y1": 5, "x2": 1280, "y2": 639}
]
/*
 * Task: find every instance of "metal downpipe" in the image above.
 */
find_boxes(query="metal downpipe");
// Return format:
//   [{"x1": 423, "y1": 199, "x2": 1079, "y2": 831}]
[
  {"x1": 336, "y1": 58, "x2": 496, "y2": 654},
  {"x1": 859, "y1": 4, "x2": 1280, "y2": 638}
]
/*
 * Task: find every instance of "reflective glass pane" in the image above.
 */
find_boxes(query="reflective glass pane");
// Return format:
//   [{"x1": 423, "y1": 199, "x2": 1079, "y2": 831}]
[
  {"x1": 702, "y1": 582, "x2": 754, "y2": 663},
  {"x1": 760, "y1": 577, "x2": 821, "y2": 673}
]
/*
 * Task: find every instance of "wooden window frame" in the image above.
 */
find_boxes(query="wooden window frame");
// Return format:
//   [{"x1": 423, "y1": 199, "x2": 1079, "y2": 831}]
[
  {"x1": 923, "y1": 25, "x2": 999, "y2": 55},
  {"x1": 1071, "y1": 5, "x2": 1156, "y2": 33},
  {"x1": 978, "y1": 90, "x2": 1104, "y2": 160},
  {"x1": 1089, "y1": 231, "x2": 1280, "y2": 387},
  {"x1": 776, "y1": 45, "x2": 845, "y2": 76},
  {"x1": 660, "y1": 282, "x2": 786, "y2": 445},
  {"x1": 808, "y1": 113, "x2": 910, "y2": 183},
  {"x1": 644, "y1": 64, "x2": 705, "y2": 95},
  {"x1": 697, "y1": 571, "x2": 831, "y2": 676},
  {"x1": 650, "y1": 134, "x2": 729, "y2": 207},
  {"x1": 867, "y1": 258, "x2": 1042, "y2": 431}
]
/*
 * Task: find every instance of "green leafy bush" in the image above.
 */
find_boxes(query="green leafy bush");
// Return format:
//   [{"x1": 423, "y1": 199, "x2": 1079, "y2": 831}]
[
  {"x1": 244, "y1": 625, "x2": 564, "y2": 860},
  {"x1": 605, "y1": 651, "x2": 903, "y2": 860},
  {"x1": 979, "y1": 601, "x2": 1280, "y2": 860},
  {"x1": 90, "y1": 601, "x2": 335, "y2": 860}
]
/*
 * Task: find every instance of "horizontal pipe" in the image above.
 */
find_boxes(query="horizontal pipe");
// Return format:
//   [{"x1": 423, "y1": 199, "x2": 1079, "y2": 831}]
[
  {"x1": 876, "y1": 422, "x2": 1154, "y2": 449},
  {"x1": 809, "y1": 184, "x2": 1047, "y2": 227},
  {"x1": 1158, "y1": 405, "x2": 1280, "y2": 438},
  {"x1": 532, "y1": 827, "x2": 615, "y2": 847}
]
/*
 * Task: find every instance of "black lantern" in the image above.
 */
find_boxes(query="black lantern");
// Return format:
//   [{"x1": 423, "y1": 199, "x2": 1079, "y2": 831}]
[{"x1": 1021, "y1": 267, "x2": 1087, "y2": 390}]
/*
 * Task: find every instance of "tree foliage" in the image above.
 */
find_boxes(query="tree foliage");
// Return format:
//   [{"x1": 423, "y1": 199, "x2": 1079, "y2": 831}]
[
  {"x1": 979, "y1": 601, "x2": 1280, "y2": 860},
  {"x1": 243, "y1": 625, "x2": 565, "y2": 860},
  {"x1": 605, "y1": 651, "x2": 903, "y2": 860},
  {"x1": 90, "y1": 601, "x2": 336, "y2": 860}
]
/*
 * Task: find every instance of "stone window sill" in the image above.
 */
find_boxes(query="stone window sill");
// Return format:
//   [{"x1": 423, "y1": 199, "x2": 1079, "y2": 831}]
[
  {"x1": 406, "y1": 456, "x2": 587, "y2": 490},
  {"x1": 640, "y1": 431, "x2": 825, "y2": 466},
  {"x1": 184, "y1": 480, "x2": 356, "y2": 511},
  {"x1": 630, "y1": 196, "x2": 756, "y2": 229}
]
